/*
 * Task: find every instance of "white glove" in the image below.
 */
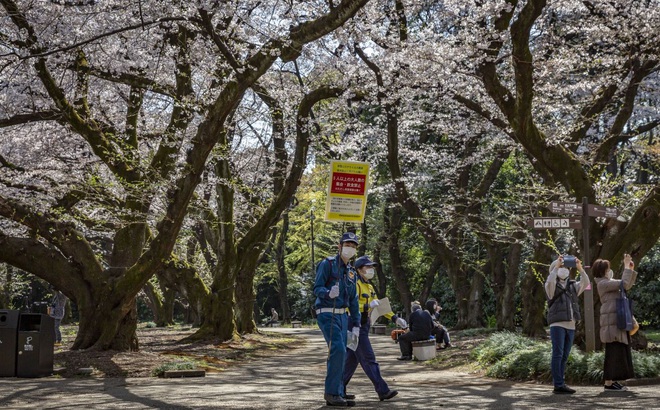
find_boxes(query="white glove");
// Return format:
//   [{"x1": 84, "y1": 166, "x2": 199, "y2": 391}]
[
  {"x1": 396, "y1": 317, "x2": 408, "y2": 328},
  {"x1": 352, "y1": 326, "x2": 360, "y2": 337},
  {"x1": 369, "y1": 299, "x2": 380, "y2": 309},
  {"x1": 328, "y1": 285, "x2": 339, "y2": 299}
]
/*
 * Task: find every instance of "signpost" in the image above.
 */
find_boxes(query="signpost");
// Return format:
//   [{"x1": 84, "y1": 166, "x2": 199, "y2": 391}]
[{"x1": 530, "y1": 198, "x2": 621, "y2": 353}]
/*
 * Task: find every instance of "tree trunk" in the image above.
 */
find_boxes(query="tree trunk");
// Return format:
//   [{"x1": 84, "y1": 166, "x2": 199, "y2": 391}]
[
  {"x1": 419, "y1": 255, "x2": 442, "y2": 305},
  {"x1": 234, "y1": 235, "x2": 274, "y2": 333},
  {"x1": 373, "y1": 196, "x2": 393, "y2": 298},
  {"x1": 502, "y1": 241, "x2": 523, "y2": 329},
  {"x1": 521, "y1": 239, "x2": 556, "y2": 337},
  {"x1": 488, "y1": 241, "x2": 522, "y2": 331},
  {"x1": 143, "y1": 282, "x2": 163, "y2": 325},
  {"x1": 157, "y1": 261, "x2": 209, "y2": 327},
  {"x1": 276, "y1": 213, "x2": 291, "y2": 322},
  {"x1": 73, "y1": 291, "x2": 139, "y2": 351},
  {"x1": 387, "y1": 204, "x2": 413, "y2": 317},
  {"x1": 467, "y1": 270, "x2": 486, "y2": 328},
  {"x1": 190, "y1": 261, "x2": 237, "y2": 341},
  {"x1": 143, "y1": 281, "x2": 176, "y2": 327}
]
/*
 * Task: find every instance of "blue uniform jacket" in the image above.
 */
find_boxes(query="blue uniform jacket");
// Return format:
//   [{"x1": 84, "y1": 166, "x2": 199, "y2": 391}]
[{"x1": 314, "y1": 255, "x2": 361, "y2": 328}]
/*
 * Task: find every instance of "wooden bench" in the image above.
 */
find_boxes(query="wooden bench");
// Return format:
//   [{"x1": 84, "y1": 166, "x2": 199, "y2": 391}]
[
  {"x1": 291, "y1": 321, "x2": 302, "y2": 328},
  {"x1": 371, "y1": 324, "x2": 387, "y2": 335}
]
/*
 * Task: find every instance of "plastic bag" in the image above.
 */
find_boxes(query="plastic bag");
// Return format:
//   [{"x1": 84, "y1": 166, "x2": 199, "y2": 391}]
[{"x1": 347, "y1": 330, "x2": 359, "y2": 351}]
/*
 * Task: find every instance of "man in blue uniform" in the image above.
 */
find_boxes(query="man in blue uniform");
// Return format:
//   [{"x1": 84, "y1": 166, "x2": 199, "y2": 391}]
[{"x1": 314, "y1": 232, "x2": 361, "y2": 407}]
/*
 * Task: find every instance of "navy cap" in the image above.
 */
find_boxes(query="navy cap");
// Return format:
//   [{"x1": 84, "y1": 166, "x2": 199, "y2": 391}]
[
  {"x1": 354, "y1": 255, "x2": 377, "y2": 270},
  {"x1": 340, "y1": 232, "x2": 359, "y2": 245}
]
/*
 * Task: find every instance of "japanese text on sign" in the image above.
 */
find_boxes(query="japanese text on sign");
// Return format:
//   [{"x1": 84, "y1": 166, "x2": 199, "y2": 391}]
[
  {"x1": 325, "y1": 160, "x2": 370, "y2": 223},
  {"x1": 331, "y1": 172, "x2": 366, "y2": 195}
]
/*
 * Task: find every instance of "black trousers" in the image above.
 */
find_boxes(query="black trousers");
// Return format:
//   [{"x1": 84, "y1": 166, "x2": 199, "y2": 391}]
[{"x1": 398, "y1": 331, "x2": 429, "y2": 356}]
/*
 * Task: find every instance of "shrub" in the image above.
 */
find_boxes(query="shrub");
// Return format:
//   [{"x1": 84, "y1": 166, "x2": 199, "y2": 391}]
[
  {"x1": 471, "y1": 331, "x2": 532, "y2": 365},
  {"x1": 475, "y1": 331, "x2": 660, "y2": 384}
]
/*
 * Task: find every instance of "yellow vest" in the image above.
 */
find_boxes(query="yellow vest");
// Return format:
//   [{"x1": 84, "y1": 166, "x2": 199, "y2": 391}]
[{"x1": 356, "y1": 278, "x2": 395, "y2": 323}]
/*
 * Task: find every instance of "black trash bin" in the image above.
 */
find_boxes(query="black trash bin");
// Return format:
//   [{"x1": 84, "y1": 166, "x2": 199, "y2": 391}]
[
  {"x1": 0, "y1": 310, "x2": 20, "y2": 377},
  {"x1": 16, "y1": 313, "x2": 54, "y2": 378}
]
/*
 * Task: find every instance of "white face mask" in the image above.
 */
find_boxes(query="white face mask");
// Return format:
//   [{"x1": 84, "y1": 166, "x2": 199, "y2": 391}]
[
  {"x1": 341, "y1": 246, "x2": 357, "y2": 260},
  {"x1": 363, "y1": 268, "x2": 375, "y2": 280},
  {"x1": 606, "y1": 269, "x2": 614, "y2": 280},
  {"x1": 557, "y1": 268, "x2": 570, "y2": 280}
]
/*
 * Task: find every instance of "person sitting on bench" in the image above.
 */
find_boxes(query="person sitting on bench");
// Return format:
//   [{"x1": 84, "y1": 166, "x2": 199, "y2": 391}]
[
  {"x1": 264, "y1": 308, "x2": 279, "y2": 327},
  {"x1": 397, "y1": 301, "x2": 433, "y2": 361}
]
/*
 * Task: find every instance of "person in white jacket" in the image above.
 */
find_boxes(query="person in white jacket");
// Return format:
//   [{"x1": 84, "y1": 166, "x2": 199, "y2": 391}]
[{"x1": 544, "y1": 255, "x2": 589, "y2": 394}]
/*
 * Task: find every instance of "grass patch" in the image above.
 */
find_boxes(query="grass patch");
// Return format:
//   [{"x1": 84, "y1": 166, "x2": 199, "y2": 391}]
[
  {"x1": 152, "y1": 360, "x2": 199, "y2": 377},
  {"x1": 460, "y1": 327, "x2": 499, "y2": 338},
  {"x1": 473, "y1": 331, "x2": 660, "y2": 384}
]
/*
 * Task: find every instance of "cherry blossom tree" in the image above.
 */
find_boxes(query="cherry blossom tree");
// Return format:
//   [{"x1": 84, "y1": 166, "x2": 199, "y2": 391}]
[
  {"x1": 317, "y1": 0, "x2": 658, "y2": 333},
  {"x1": 0, "y1": 0, "x2": 369, "y2": 350}
]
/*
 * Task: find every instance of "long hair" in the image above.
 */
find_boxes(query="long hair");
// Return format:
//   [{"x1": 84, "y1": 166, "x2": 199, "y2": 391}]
[{"x1": 591, "y1": 259, "x2": 611, "y2": 278}]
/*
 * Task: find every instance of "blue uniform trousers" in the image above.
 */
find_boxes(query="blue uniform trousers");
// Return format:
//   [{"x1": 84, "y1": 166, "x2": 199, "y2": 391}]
[
  {"x1": 343, "y1": 322, "x2": 389, "y2": 395},
  {"x1": 317, "y1": 312, "x2": 348, "y2": 396}
]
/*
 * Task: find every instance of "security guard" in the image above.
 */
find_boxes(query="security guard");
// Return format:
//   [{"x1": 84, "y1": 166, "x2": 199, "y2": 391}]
[
  {"x1": 343, "y1": 255, "x2": 405, "y2": 401},
  {"x1": 314, "y1": 232, "x2": 361, "y2": 407}
]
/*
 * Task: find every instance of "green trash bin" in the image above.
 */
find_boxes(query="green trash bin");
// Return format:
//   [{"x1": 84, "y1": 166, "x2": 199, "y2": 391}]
[
  {"x1": 0, "y1": 310, "x2": 20, "y2": 377},
  {"x1": 16, "y1": 313, "x2": 54, "y2": 378}
]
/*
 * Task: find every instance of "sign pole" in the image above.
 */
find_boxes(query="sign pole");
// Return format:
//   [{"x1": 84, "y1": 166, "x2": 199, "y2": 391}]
[
  {"x1": 310, "y1": 208, "x2": 315, "y2": 274},
  {"x1": 582, "y1": 196, "x2": 595, "y2": 352}
]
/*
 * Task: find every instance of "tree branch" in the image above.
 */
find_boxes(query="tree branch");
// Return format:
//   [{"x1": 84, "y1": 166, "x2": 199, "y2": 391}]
[{"x1": 0, "y1": 110, "x2": 61, "y2": 128}]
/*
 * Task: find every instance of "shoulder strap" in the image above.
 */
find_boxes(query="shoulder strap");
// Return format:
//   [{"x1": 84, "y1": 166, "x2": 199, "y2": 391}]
[
  {"x1": 548, "y1": 280, "x2": 574, "y2": 307},
  {"x1": 324, "y1": 257, "x2": 338, "y2": 287},
  {"x1": 619, "y1": 281, "x2": 627, "y2": 298}
]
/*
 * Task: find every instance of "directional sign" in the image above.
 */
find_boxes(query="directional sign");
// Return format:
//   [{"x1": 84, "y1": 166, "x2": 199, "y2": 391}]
[
  {"x1": 548, "y1": 201, "x2": 583, "y2": 215},
  {"x1": 587, "y1": 204, "x2": 620, "y2": 218},
  {"x1": 528, "y1": 217, "x2": 582, "y2": 230}
]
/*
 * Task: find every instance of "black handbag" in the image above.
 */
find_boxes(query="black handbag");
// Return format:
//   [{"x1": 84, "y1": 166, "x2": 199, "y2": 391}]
[{"x1": 616, "y1": 281, "x2": 634, "y2": 331}]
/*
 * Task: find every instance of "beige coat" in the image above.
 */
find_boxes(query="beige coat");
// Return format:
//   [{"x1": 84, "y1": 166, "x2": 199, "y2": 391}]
[{"x1": 595, "y1": 268, "x2": 637, "y2": 345}]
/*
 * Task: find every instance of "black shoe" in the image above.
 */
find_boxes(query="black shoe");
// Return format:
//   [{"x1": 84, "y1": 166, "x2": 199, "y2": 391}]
[
  {"x1": 324, "y1": 394, "x2": 347, "y2": 406},
  {"x1": 396, "y1": 355, "x2": 412, "y2": 361},
  {"x1": 378, "y1": 390, "x2": 398, "y2": 401},
  {"x1": 612, "y1": 382, "x2": 628, "y2": 390},
  {"x1": 553, "y1": 385, "x2": 576, "y2": 394},
  {"x1": 343, "y1": 393, "x2": 355, "y2": 400},
  {"x1": 445, "y1": 343, "x2": 453, "y2": 348}
]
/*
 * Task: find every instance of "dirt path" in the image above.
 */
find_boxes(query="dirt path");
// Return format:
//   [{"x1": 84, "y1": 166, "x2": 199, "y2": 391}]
[{"x1": 1, "y1": 327, "x2": 658, "y2": 409}]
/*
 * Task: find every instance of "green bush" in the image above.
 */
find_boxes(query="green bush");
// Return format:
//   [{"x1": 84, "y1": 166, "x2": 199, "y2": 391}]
[
  {"x1": 474, "y1": 331, "x2": 660, "y2": 384},
  {"x1": 471, "y1": 331, "x2": 532, "y2": 365}
]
